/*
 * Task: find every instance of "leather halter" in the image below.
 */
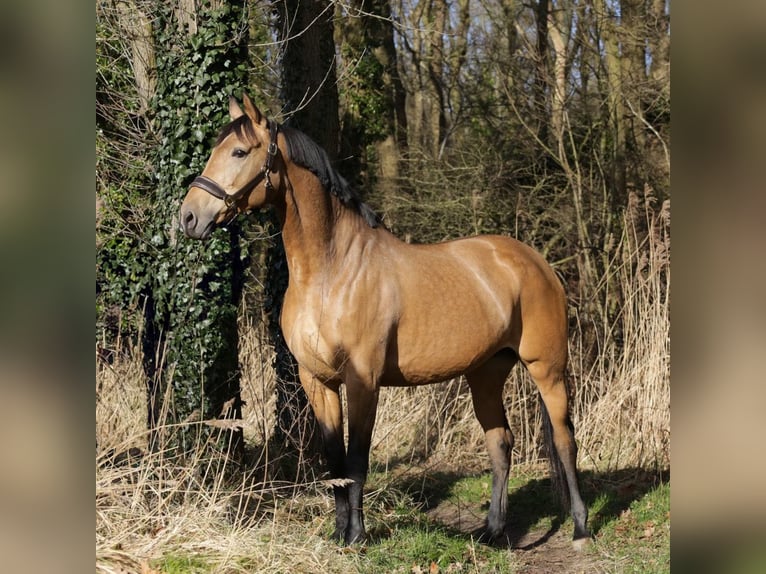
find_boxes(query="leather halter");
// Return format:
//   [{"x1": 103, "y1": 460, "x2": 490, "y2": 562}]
[{"x1": 188, "y1": 120, "x2": 279, "y2": 221}]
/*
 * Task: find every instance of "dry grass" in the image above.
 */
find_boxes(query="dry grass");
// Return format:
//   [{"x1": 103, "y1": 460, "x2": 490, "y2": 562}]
[
  {"x1": 95, "y1": 196, "x2": 669, "y2": 572},
  {"x1": 96, "y1": 451, "x2": 354, "y2": 573},
  {"x1": 96, "y1": 362, "x2": 353, "y2": 573},
  {"x1": 574, "y1": 192, "x2": 671, "y2": 472}
]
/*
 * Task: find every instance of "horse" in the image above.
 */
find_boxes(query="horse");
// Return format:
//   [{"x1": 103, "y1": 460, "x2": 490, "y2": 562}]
[{"x1": 180, "y1": 94, "x2": 590, "y2": 549}]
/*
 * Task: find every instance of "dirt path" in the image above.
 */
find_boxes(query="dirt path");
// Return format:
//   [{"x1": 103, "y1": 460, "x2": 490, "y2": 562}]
[{"x1": 426, "y1": 499, "x2": 605, "y2": 573}]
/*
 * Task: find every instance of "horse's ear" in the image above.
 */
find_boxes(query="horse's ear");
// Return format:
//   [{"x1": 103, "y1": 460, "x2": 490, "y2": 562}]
[
  {"x1": 241, "y1": 93, "x2": 266, "y2": 126},
  {"x1": 229, "y1": 96, "x2": 244, "y2": 120}
]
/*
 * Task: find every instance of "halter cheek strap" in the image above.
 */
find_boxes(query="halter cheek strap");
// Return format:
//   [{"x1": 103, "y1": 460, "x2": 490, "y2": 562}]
[{"x1": 188, "y1": 121, "x2": 280, "y2": 217}]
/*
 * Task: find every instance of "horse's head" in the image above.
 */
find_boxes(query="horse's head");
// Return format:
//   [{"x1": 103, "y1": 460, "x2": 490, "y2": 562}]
[{"x1": 180, "y1": 94, "x2": 282, "y2": 239}]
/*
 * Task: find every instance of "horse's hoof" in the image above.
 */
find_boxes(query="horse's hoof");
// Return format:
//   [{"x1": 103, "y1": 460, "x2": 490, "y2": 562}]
[
  {"x1": 476, "y1": 525, "x2": 508, "y2": 547},
  {"x1": 344, "y1": 527, "x2": 367, "y2": 546}
]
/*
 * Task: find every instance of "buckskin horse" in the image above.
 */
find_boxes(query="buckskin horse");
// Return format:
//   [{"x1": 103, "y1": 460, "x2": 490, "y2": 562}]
[{"x1": 180, "y1": 94, "x2": 590, "y2": 549}]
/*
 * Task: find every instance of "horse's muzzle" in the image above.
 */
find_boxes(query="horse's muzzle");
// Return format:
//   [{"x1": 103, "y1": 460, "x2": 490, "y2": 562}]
[{"x1": 180, "y1": 205, "x2": 214, "y2": 240}]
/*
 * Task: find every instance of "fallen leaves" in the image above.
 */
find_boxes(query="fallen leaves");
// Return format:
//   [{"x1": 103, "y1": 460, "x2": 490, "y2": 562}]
[
  {"x1": 640, "y1": 521, "x2": 656, "y2": 539},
  {"x1": 411, "y1": 560, "x2": 473, "y2": 574}
]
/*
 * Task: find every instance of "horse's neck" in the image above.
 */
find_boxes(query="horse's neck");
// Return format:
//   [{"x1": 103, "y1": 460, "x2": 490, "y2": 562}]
[{"x1": 279, "y1": 169, "x2": 354, "y2": 283}]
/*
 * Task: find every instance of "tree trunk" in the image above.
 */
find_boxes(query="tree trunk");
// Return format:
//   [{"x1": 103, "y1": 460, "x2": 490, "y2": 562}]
[
  {"x1": 425, "y1": 0, "x2": 447, "y2": 157},
  {"x1": 547, "y1": 7, "x2": 569, "y2": 159},
  {"x1": 620, "y1": 0, "x2": 647, "y2": 190},
  {"x1": 371, "y1": 0, "x2": 408, "y2": 196},
  {"x1": 400, "y1": 0, "x2": 447, "y2": 158},
  {"x1": 277, "y1": 0, "x2": 340, "y2": 158},
  {"x1": 534, "y1": 0, "x2": 551, "y2": 147},
  {"x1": 648, "y1": 0, "x2": 670, "y2": 87},
  {"x1": 338, "y1": 0, "x2": 405, "y2": 200},
  {"x1": 114, "y1": 0, "x2": 155, "y2": 114},
  {"x1": 596, "y1": 0, "x2": 627, "y2": 201}
]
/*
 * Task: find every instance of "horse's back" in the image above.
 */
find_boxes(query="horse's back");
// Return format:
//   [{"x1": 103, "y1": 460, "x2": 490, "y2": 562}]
[{"x1": 392, "y1": 233, "x2": 564, "y2": 319}]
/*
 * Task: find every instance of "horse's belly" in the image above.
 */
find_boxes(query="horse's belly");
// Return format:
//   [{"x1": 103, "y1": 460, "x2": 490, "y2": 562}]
[{"x1": 388, "y1": 318, "x2": 510, "y2": 386}]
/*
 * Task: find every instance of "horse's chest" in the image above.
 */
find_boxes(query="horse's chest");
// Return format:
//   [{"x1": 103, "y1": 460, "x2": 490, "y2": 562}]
[{"x1": 280, "y1": 294, "x2": 346, "y2": 380}]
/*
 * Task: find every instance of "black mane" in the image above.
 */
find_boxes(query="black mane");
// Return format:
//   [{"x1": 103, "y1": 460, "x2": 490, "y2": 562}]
[
  {"x1": 280, "y1": 126, "x2": 381, "y2": 228},
  {"x1": 214, "y1": 116, "x2": 380, "y2": 228}
]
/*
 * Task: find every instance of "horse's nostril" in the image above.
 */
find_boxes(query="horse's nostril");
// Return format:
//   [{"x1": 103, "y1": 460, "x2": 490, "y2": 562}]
[{"x1": 182, "y1": 209, "x2": 197, "y2": 231}]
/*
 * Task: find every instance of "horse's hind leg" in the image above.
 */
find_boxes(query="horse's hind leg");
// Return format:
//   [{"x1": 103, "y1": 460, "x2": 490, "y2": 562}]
[
  {"x1": 524, "y1": 358, "x2": 590, "y2": 548},
  {"x1": 466, "y1": 351, "x2": 517, "y2": 541}
]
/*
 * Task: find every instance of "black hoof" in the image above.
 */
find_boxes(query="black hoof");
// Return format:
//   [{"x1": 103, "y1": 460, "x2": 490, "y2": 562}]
[
  {"x1": 477, "y1": 526, "x2": 508, "y2": 546},
  {"x1": 344, "y1": 528, "x2": 367, "y2": 545}
]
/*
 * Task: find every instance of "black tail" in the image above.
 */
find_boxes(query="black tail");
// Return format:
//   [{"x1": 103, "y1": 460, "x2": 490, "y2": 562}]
[{"x1": 540, "y1": 396, "x2": 571, "y2": 511}]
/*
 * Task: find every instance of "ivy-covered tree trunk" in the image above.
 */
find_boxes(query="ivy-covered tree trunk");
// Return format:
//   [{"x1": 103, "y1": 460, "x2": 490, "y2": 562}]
[{"x1": 145, "y1": 0, "x2": 250, "y2": 457}]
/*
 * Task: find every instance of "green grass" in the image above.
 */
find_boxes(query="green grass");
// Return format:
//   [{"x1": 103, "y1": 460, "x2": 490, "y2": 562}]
[
  {"x1": 360, "y1": 523, "x2": 513, "y2": 574},
  {"x1": 154, "y1": 554, "x2": 211, "y2": 574},
  {"x1": 590, "y1": 478, "x2": 670, "y2": 573}
]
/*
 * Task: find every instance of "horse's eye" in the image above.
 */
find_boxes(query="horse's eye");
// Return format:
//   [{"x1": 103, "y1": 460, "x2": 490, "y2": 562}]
[{"x1": 232, "y1": 148, "x2": 249, "y2": 158}]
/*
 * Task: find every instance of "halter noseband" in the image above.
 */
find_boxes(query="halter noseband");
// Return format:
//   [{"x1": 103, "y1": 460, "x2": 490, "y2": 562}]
[{"x1": 188, "y1": 120, "x2": 280, "y2": 220}]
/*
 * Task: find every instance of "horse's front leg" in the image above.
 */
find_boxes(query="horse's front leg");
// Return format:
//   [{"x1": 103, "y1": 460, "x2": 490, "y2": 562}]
[
  {"x1": 343, "y1": 373, "x2": 380, "y2": 544},
  {"x1": 298, "y1": 368, "x2": 349, "y2": 541}
]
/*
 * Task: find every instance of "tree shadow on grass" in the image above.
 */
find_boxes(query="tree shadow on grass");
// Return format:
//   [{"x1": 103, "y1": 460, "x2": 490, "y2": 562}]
[{"x1": 368, "y1": 463, "x2": 669, "y2": 550}]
